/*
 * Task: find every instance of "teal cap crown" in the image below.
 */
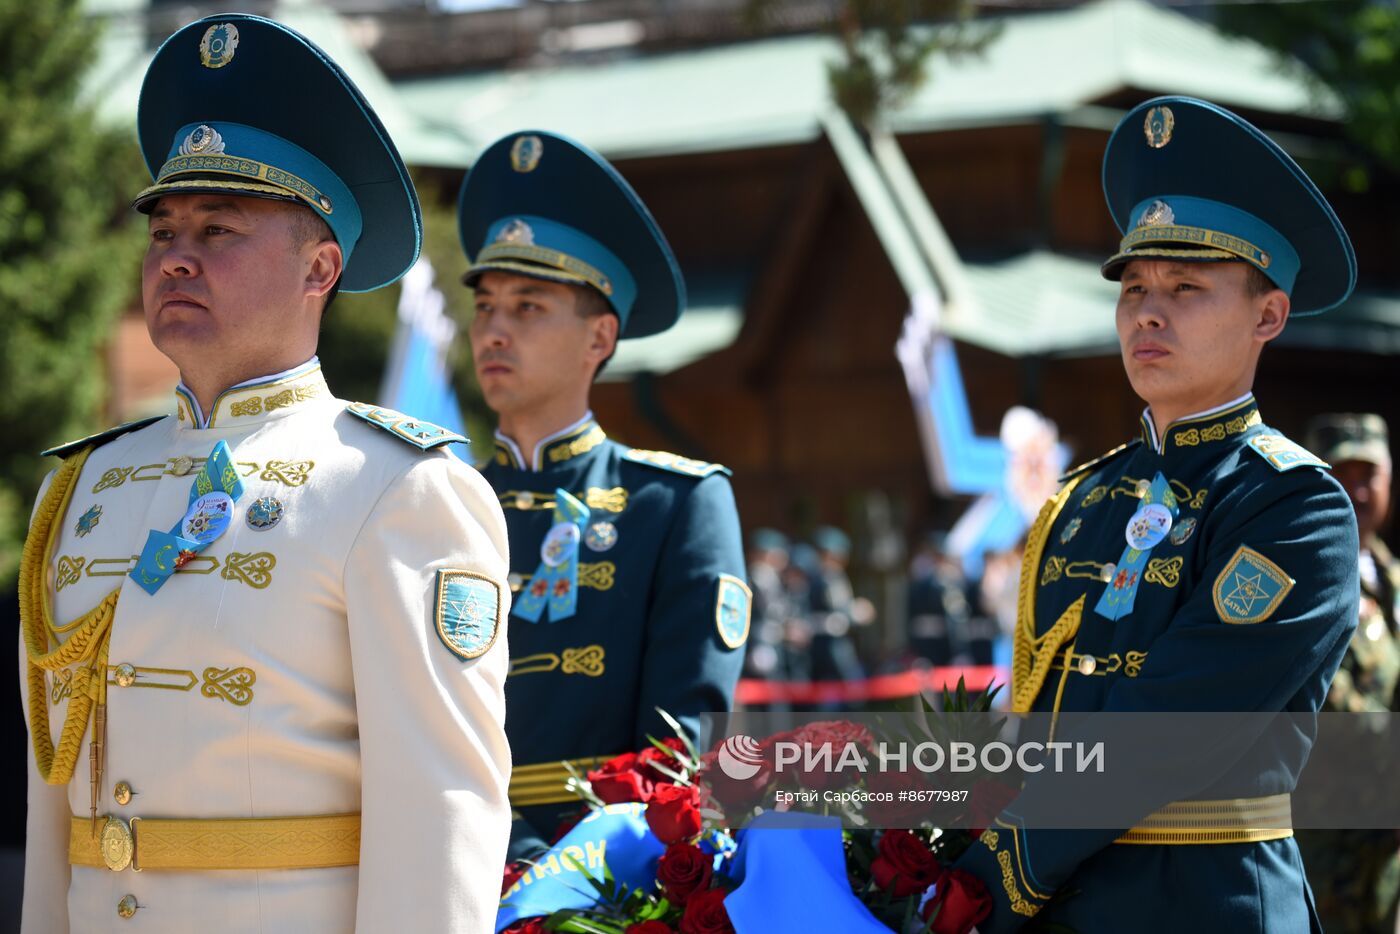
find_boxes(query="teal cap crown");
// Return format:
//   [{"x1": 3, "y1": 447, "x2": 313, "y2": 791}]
[
  {"x1": 1101, "y1": 96, "x2": 1354, "y2": 316},
  {"x1": 134, "y1": 14, "x2": 421, "y2": 293}
]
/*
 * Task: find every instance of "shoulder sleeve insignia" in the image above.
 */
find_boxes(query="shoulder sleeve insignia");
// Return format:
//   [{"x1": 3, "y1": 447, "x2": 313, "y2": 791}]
[
  {"x1": 715, "y1": 574, "x2": 752, "y2": 649},
  {"x1": 622, "y1": 448, "x2": 731, "y2": 479},
  {"x1": 1245, "y1": 435, "x2": 1328, "y2": 473},
  {"x1": 41, "y1": 415, "x2": 166, "y2": 459},
  {"x1": 346, "y1": 402, "x2": 468, "y2": 451},
  {"x1": 1213, "y1": 545, "x2": 1295, "y2": 624},
  {"x1": 434, "y1": 569, "x2": 502, "y2": 660},
  {"x1": 1058, "y1": 440, "x2": 1142, "y2": 483}
]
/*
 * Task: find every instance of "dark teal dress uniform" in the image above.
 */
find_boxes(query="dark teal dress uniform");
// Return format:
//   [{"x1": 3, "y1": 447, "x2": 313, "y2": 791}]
[
  {"x1": 956, "y1": 398, "x2": 1358, "y2": 932},
  {"x1": 483, "y1": 421, "x2": 747, "y2": 857},
  {"x1": 953, "y1": 97, "x2": 1360, "y2": 933}
]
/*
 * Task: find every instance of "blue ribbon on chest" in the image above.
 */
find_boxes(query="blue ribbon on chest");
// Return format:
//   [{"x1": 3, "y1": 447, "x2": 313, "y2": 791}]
[
  {"x1": 1093, "y1": 471, "x2": 1178, "y2": 621},
  {"x1": 513, "y1": 488, "x2": 590, "y2": 623},
  {"x1": 129, "y1": 441, "x2": 246, "y2": 596}
]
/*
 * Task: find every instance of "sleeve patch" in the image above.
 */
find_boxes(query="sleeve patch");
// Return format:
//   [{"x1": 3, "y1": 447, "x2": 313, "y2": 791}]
[
  {"x1": 1212, "y1": 546, "x2": 1295, "y2": 624},
  {"x1": 715, "y1": 574, "x2": 752, "y2": 649},
  {"x1": 622, "y1": 448, "x2": 731, "y2": 479},
  {"x1": 1245, "y1": 435, "x2": 1328, "y2": 472},
  {"x1": 434, "y1": 569, "x2": 502, "y2": 660},
  {"x1": 346, "y1": 402, "x2": 468, "y2": 451}
]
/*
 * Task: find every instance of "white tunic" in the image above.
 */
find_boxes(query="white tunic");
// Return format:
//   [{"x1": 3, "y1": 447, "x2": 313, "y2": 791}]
[{"x1": 20, "y1": 363, "x2": 511, "y2": 933}]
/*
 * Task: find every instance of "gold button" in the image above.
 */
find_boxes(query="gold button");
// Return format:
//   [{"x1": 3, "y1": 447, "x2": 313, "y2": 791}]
[
  {"x1": 515, "y1": 492, "x2": 535, "y2": 510},
  {"x1": 113, "y1": 664, "x2": 136, "y2": 688},
  {"x1": 1078, "y1": 656, "x2": 1097, "y2": 676},
  {"x1": 1135, "y1": 479, "x2": 1150, "y2": 497},
  {"x1": 113, "y1": 781, "x2": 133, "y2": 806},
  {"x1": 171, "y1": 455, "x2": 195, "y2": 476},
  {"x1": 507, "y1": 573, "x2": 523, "y2": 592},
  {"x1": 117, "y1": 895, "x2": 138, "y2": 919},
  {"x1": 1099, "y1": 563, "x2": 1117, "y2": 583}
]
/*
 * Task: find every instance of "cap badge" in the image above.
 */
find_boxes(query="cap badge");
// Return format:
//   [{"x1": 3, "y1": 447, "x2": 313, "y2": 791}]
[
  {"x1": 510, "y1": 135, "x2": 543, "y2": 173},
  {"x1": 180, "y1": 124, "x2": 226, "y2": 156},
  {"x1": 1140, "y1": 200, "x2": 1175, "y2": 227},
  {"x1": 496, "y1": 218, "x2": 535, "y2": 245},
  {"x1": 199, "y1": 23, "x2": 240, "y2": 69},
  {"x1": 1144, "y1": 105, "x2": 1174, "y2": 149}
]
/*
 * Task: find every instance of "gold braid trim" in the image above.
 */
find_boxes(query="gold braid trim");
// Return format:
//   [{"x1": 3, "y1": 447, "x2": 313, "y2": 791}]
[
  {"x1": 19, "y1": 447, "x2": 120, "y2": 785},
  {"x1": 1012, "y1": 474, "x2": 1088, "y2": 714}
]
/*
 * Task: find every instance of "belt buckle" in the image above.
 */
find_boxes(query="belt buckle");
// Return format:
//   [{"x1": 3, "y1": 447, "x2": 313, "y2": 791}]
[{"x1": 100, "y1": 816, "x2": 142, "y2": 872}]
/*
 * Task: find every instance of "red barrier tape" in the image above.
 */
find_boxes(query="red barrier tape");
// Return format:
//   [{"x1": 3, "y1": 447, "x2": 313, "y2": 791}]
[{"x1": 736, "y1": 666, "x2": 1008, "y2": 706}]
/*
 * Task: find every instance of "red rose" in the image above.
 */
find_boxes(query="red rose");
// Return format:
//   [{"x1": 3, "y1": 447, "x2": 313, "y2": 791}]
[
  {"x1": 638, "y1": 737, "x2": 688, "y2": 782},
  {"x1": 680, "y1": 887, "x2": 734, "y2": 934},
  {"x1": 588, "y1": 751, "x2": 654, "y2": 804},
  {"x1": 697, "y1": 744, "x2": 774, "y2": 820},
  {"x1": 777, "y1": 720, "x2": 874, "y2": 792},
  {"x1": 922, "y1": 868, "x2": 993, "y2": 934},
  {"x1": 502, "y1": 861, "x2": 527, "y2": 896},
  {"x1": 966, "y1": 780, "x2": 1019, "y2": 837},
  {"x1": 870, "y1": 829, "x2": 942, "y2": 897},
  {"x1": 656, "y1": 841, "x2": 714, "y2": 906},
  {"x1": 627, "y1": 921, "x2": 676, "y2": 934},
  {"x1": 646, "y1": 782, "x2": 704, "y2": 844},
  {"x1": 503, "y1": 920, "x2": 546, "y2": 934}
]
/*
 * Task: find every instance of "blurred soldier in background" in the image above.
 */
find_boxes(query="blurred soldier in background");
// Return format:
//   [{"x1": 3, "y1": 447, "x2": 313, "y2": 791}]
[
  {"x1": 744, "y1": 528, "x2": 793, "y2": 687},
  {"x1": 906, "y1": 532, "x2": 972, "y2": 666},
  {"x1": 1298, "y1": 413, "x2": 1400, "y2": 934},
  {"x1": 807, "y1": 526, "x2": 871, "y2": 685}
]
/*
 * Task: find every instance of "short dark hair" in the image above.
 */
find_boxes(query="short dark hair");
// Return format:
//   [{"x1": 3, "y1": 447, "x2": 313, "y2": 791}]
[
  {"x1": 1243, "y1": 264, "x2": 1278, "y2": 298},
  {"x1": 574, "y1": 284, "x2": 617, "y2": 380},
  {"x1": 287, "y1": 203, "x2": 341, "y2": 313}
]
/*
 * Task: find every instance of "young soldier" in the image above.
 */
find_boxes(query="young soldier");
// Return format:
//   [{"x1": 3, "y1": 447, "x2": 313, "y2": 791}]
[
  {"x1": 947, "y1": 97, "x2": 1360, "y2": 933},
  {"x1": 21, "y1": 16, "x2": 510, "y2": 931},
  {"x1": 458, "y1": 132, "x2": 749, "y2": 860}
]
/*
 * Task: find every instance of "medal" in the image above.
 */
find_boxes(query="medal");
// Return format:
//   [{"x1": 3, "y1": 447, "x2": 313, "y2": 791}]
[
  {"x1": 1124, "y1": 503, "x2": 1173, "y2": 550},
  {"x1": 181, "y1": 492, "x2": 234, "y2": 545}
]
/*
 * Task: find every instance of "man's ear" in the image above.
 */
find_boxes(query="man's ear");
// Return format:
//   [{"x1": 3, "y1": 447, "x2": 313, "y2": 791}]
[
  {"x1": 1255, "y1": 288, "x2": 1290, "y2": 344},
  {"x1": 587, "y1": 311, "x2": 620, "y2": 364},
  {"x1": 306, "y1": 239, "x2": 343, "y2": 301}
]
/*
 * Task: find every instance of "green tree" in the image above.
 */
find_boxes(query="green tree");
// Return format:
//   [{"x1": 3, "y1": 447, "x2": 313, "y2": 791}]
[
  {"x1": 0, "y1": 0, "x2": 147, "y2": 591},
  {"x1": 1218, "y1": 0, "x2": 1400, "y2": 185},
  {"x1": 746, "y1": 0, "x2": 998, "y2": 129}
]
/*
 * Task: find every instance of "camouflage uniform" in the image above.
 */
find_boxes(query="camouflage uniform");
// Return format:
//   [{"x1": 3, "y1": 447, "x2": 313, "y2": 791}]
[{"x1": 1298, "y1": 414, "x2": 1400, "y2": 934}]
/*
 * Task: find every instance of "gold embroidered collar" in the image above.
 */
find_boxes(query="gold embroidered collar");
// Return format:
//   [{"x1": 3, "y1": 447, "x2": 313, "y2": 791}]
[
  {"x1": 493, "y1": 417, "x2": 607, "y2": 471},
  {"x1": 175, "y1": 363, "x2": 329, "y2": 430},
  {"x1": 1140, "y1": 396, "x2": 1261, "y2": 454}
]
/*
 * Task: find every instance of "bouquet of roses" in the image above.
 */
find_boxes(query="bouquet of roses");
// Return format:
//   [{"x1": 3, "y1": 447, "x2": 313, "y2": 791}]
[{"x1": 499, "y1": 684, "x2": 1012, "y2": 934}]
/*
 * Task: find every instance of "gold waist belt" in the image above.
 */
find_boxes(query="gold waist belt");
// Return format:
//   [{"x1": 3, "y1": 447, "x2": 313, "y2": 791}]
[
  {"x1": 510, "y1": 754, "x2": 622, "y2": 807},
  {"x1": 69, "y1": 813, "x2": 360, "y2": 871},
  {"x1": 1114, "y1": 794, "x2": 1292, "y2": 845}
]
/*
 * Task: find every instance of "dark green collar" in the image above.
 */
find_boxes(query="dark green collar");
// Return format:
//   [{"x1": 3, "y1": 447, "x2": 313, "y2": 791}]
[
  {"x1": 493, "y1": 417, "x2": 607, "y2": 471},
  {"x1": 1140, "y1": 396, "x2": 1261, "y2": 454}
]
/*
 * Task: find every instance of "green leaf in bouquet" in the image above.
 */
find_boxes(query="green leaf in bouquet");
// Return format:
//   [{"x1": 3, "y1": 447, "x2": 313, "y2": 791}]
[
  {"x1": 645, "y1": 758, "x2": 693, "y2": 786},
  {"x1": 654, "y1": 707, "x2": 701, "y2": 761},
  {"x1": 646, "y1": 734, "x2": 697, "y2": 774},
  {"x1": 546, "y1": 909, "x2": 628, "y2": 934},
  {"x1": 562, "y1": 761, "x2": 607, "y2": 809}
]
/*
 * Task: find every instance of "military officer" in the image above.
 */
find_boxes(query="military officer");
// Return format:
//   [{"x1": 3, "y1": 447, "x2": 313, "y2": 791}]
[
  {"x1": 457, "y1": 132, "x2": 748, "y2": 861},
  {"x1": 1297, "y1": 413, "x2": 1400, "y2": 933},
  {"x1": 949, "y1": 97, "x2": 1360, "y2": 933},
  {"x1": 20, "y1": 15, "x2": 510, "y2": 932}
]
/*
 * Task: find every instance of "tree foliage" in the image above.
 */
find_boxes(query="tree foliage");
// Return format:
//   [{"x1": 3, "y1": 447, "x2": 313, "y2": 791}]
[
  {"x1": 1218, "y1": 0, "x2": 1400, "y2": 186},
  {"x1": 746, "y1": 0, "x2": 998, "y2": 129},
  {"x1": 0, "y1": 0, "x2": 147, "y2": 590}
]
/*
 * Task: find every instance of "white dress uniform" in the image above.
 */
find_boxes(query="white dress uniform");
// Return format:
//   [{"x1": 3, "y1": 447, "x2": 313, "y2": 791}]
[{"x1": 20, "y1": 360, "x2": 511, "y2": 932}]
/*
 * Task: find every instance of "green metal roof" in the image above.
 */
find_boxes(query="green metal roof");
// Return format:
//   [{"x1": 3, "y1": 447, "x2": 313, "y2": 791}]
[
  {"x1": 955, "y1": 251, "x2": 1400, "y2": 358},
  {"x1": 396, "y1": 0, "x2": 1338, "y2": 164}
]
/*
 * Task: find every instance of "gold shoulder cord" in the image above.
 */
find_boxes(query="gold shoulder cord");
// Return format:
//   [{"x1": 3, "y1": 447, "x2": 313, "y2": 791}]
[
  {"x1": 19, "y1": 447, "x2": 120, "y2": 808},
  {"x1": 1011, "y1": 474, "x2": 1088, "y2": 714}
]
